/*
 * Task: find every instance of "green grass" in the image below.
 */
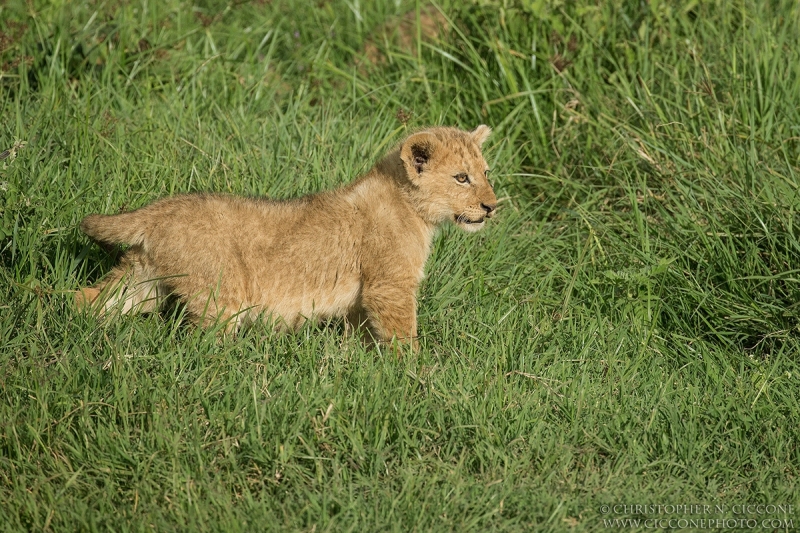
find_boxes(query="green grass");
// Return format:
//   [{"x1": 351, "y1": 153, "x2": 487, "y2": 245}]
[{"x1": 1, "y1": 0, "x2": 800, "y2": 530}]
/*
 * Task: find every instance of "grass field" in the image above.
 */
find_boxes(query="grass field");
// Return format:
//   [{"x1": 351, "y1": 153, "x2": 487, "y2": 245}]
[{"x1": 1, "y1": 0, "x2": 800, "y2": 530}]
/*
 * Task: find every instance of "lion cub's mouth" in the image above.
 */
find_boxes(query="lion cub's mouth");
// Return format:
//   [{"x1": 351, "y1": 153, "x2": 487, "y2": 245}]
[{"x1": 454, "y1": 214, "x2": 485, "y2": 225}]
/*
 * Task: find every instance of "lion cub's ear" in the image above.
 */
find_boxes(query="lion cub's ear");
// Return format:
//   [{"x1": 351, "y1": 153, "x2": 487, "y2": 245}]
[
  {"x1": 470, "y1": 125, "x2": 492, "y2": 147},
  {"x1": 400, "y1": 132, "x2": 440, "y2": 177}
]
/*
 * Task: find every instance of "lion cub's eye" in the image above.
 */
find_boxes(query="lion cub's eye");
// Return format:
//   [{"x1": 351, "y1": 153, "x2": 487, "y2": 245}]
[
  {"x1": 485, "y1": 169, "x2": 491, "y2": 177},
  {"x1": 454, "y1": 173, "x2": 470, "y2": 184}
]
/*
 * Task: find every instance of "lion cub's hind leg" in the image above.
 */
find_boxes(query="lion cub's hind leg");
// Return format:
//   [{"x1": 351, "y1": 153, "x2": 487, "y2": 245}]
[{"x1": 75, "y1": 248, "x2": 165, "y2": 316}]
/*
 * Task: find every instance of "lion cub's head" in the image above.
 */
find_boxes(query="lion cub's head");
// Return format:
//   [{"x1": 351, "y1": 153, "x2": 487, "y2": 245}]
[{"x1": 400, "y1": 125, "x2": 497, "y2": 232}]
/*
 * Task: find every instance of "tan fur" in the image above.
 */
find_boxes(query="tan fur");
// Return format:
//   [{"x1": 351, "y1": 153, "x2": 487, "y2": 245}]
[{"x1": 76, "y1": 126, "x2": 497, "y2": 348}]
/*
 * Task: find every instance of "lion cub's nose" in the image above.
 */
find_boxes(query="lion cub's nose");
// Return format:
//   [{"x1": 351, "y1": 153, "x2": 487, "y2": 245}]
[{"x1": 481, "y1": 203, "x2": 497, "y2": 216}]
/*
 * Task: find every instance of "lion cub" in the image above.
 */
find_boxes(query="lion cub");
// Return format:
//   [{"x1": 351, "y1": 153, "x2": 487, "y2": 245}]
[{"x1": 76, "y1": 126, "x2": 497, "y2": 346}]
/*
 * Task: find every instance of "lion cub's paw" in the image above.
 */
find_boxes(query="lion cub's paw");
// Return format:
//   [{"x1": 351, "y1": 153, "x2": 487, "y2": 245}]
[{"x1": 74, "y1": 287, "x2": 101, "y2": 309}]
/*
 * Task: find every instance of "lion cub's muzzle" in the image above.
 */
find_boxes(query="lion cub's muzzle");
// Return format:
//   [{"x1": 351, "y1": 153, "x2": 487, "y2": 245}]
[
  {"x1": 459, "y1": 202, "x2": 497, "y2": 223},
  {"x1": 455, "y1": 202, "x2": 497, "y2": 226}
]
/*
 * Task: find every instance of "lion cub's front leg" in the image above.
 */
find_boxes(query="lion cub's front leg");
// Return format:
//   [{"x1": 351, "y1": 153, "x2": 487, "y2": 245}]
[{"x1": 360, "y1": 280, "x2": 419, "y2": 353}]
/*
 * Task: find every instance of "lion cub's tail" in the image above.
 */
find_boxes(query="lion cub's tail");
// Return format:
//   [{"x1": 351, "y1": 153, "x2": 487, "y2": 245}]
[{"x1": 80, "y1": 212, "x2": 147, "y2": 247}]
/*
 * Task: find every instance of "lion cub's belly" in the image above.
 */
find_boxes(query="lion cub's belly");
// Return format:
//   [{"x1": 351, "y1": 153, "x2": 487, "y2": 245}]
[{"x1": 248, "y1": 276, "x2": 361, "y2": 330}]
